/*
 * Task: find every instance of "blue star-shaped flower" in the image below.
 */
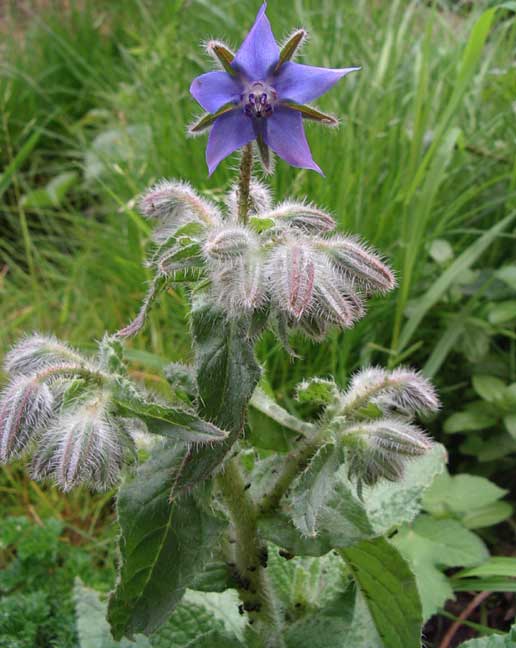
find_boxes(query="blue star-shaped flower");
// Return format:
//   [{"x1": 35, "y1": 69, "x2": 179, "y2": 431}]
[{"x1": 190, "y1": 3, "x2": 360, "y2": 175}]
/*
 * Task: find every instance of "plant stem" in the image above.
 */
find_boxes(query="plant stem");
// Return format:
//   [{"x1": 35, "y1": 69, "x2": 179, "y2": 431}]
[
  {"x1": 217, "y1": 457, "x2": 284, "y2": 647},
  {"x1": 238, "y1": 143, "x2": 253, "y2": 224},
  {"x1": 259, "y1": 429, "x2": 326, "y2": 515}
]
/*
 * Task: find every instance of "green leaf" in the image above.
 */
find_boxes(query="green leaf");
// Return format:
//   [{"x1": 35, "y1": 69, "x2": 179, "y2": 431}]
[
  {"x1": 472, "y1": 375, "x2": 507, "y2": 403},
  {"x1": 455, "y1": 557, "x2": 516, "y2": 580},
  {"x1": 504, "y1": 413, "x2": 516, "y2": 439},
  {"x1": 488, "y1": 300, "x2": 516, "y2": 325},
  {"x1": 22, "y1": 171, "x2": 79, "y2": 208},
  {"x1": 365, "y1": 443, "x2": 447, "y2": 534},
  {"x1": 74, "y1": 579, "x2": 151, "y2": 648},
  {"x1": 460, "y1": 624, "x2": 516, "y2": 647},
  {"x1": 150, "y1": 590, "x2": 246, "y2": 648},
  {"x1": 107, "y1": 443, "x2": 228, "y2": 639},
  {"x1": 258, "y1": 512, "x2": 334, "y2": 557},
  {"x1": 289, "y1": 444, "x2": 343, "y2": 537},
  {"x1": 340, "y1": 537, "x2": 423, "y2": 648},
  {"x1": 392, "y1": 515, "x2": 489, "y2": 618},
  {"x1": 422, "y1": 470, "x2": 508, "y2": 517},
  {"x1": 444, "y1": 408, "x2": 497, "y2": 433},
  {"x1": 462, "y1": 501, "x2": 513, "y2": 530},
  {"x1": 113, "y1": 386, "x2": 228, "y2": 444}
]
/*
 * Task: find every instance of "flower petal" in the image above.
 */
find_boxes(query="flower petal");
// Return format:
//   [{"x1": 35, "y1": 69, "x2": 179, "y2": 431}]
[
  {"x1": 262, "y1": 108, "x2": 322, "y2": 174},
  {"x1": 274, "y1": 62, "x2": 360, "y2": 104},
  {"x1": 190, "y1": 71, "x2": 242, "y2": 114},
  {"x1": 206, "y1": 111, "x2": 255, "y2": 175},
  {"x1": 232, "y1": 3, "x2": 279, "y2": 80}
]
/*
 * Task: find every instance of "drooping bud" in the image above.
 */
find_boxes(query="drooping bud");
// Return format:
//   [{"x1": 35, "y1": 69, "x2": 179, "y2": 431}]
[
  {"x1": 315, "y1": 235, "x2": 396, "y2": 294},
  {"x1": 203, "y1": 225, "x2": 256, "y2": 260},
  {"x1": 0, "y1": 376, "x2": 54, "y2": 462},
  {"x1": 139, "y1": 180, "x2": 221, "y2": 242},
  {"x1": 211, "y1": 253, "x2": 266, "y2": 317},
  {"x1": 4, "y1": 334, "x2": 84, "y2": 376},
  {"x1": 341, "y1": 367, "x2": 440, "y2": 416},
  {"x1": 313, "y1": 262, "x2": 364, "y2": 327},
  {"x1": 31, "y1": 394, "x2": 131, "y2": 491},
  {"x1": 344, "y1": 419, "x2": 433, "y2": 456},
  {"x1": 266, "y1": 241, "x2": 316, "y2": 319},
  {"x1": 225, "y1": 178, "x2": 273, "y2": 218},
  {"x1": 343, "y1": 417, "x2": 433, "y2": 489},
  {"x1": 264, "y1": 201, "x2": 336, "y2": 234}
]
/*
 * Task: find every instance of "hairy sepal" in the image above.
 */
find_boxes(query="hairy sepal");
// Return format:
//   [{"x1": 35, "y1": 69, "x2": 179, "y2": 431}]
[{"x1": 4, "y1": 333, "x2": 84, "y2": 376}]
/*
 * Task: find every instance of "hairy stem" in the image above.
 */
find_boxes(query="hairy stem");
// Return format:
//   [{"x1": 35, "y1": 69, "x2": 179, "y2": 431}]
[
  {"x1": 238, "y1": 143, "x2": 254, "y2": 224},
  {"x1": 218, "y1": 458, "x2": 284, "y2": 647}
]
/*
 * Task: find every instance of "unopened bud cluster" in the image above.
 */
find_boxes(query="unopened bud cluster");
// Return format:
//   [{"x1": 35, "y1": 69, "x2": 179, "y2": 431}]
[
  {"x1": 136, "y1": 178, "x2": 396, "y2": 341},
  {"x1": 0, "y1": 335, "x2": 138, "y2": 491},
  {"x1": 298, "y1": 366, "x2": 439, "y2": 491}
]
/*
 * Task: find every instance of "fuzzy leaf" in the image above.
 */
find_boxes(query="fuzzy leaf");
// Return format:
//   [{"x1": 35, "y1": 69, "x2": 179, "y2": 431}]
[
  {"x1": 107, "y1": 442, "x2": 228, "y2": 639},
  {"x1": 392, "y1": 515, "x2": 489, "y2": 618},
  {"x1": 460, "y1": 625, "x2": 516, "y2": 647},
  {"x1": 289, "y1": 444, "x2": 343, "y2": 537},
  {"x1": 74, "y1": 579, "x2": 151, "y2": 648},
  {"x1": 112, "y1": 386, "x2": 227, "y2": 444},
  {"x1": 295, "y1": 377, "x2": 340, "y2": 405},
  {"x1": 340, "y1": 537, "x2": 423, "y2": 648}
]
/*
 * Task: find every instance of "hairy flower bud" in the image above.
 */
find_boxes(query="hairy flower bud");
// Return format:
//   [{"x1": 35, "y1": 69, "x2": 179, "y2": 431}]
[
  {"x1": 341, "y1": 367, "x2": 440, "y2": 416},
  {"x1": 265, "y1": 201, "x2": 336, "y2": 234},
  {"x1": 31, "y1": 394, "x2": 131, "y2": 491},
  {"x1": 225, "y1": 179, "x2": 273, "y2": 218},
  {"x1": 211, "y1": 253, "x2": 266, "y2": 316},
  {"x1": 313, "y1": 263, "x2": 364, "y2": 327},
  {"x1": 315, "y1": 235, "x2": 396, "y2": 294},
  {"x1": 4, "y1": 334, "x2": 84, "y2": 376},
  {"x1": 0, "y1": 376, "x2": 54, "y2": 462},
  {"x1": 266, "y1": 241, "x2": 316, "y2": 319},
  {"x1": 139, "y1": 180, "x2": 221, "y2": 242},
  {"x1": 345, "y1": 418, "x2": 432, "y2": 456},
  {"x1": 204, "y1": 225, "x2": 257, "y2": 260}
]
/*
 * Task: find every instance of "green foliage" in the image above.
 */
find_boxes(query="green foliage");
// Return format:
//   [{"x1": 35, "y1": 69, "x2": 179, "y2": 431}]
[
  {"x1": 107, "y1": 442, "x2": 228, "y2": 639},
  {"x1": 341, "y1": 538, "x2": 422, "y2": 648},
  {"x1": 460, "y1": 624, "x2": 516, "y2": 647},
  {"x1": 393, "y1": 515, "x2": 489, "y2": 618},
  {"x1": 0, "y1": 516, "x2": 113, "y2": 648}
]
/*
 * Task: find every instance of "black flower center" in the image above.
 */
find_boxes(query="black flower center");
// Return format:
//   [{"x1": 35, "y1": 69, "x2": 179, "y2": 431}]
[{"x1": 242, "y1": 81, "x2": 277, "y2": 119}]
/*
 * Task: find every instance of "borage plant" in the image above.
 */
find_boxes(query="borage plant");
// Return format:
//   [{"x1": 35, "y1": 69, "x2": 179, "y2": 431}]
[{"x1": 1, "y1": 4, "x2": 447, "y2": 647}]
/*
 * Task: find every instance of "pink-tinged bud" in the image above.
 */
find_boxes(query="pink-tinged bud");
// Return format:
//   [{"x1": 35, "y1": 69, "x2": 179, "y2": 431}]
[
  {"x1": 211, "y1": 253, "x2": 266, "y2": 317},
  {"x1": 314, "y1": 262, "x2": 365, "y2": 327},
  {"x1": 4, "y1": 334, "x2": 84, "y2": 376},
  {"x1": 203, "y1": 225, "x2": 256, "y2": 260},
  {"x1": 341, "y1": 366, "x2": 440, "y2": 416},
  {"x1": 315, "y1": 235, "x2": 396, "y2": 294},
  {"x1": 265, "y1": 201, "x2": 336, "y2": 234},
  {"x1": 267, "y1": 241, "x2": 316, "y2": 319},
  {"x1": 31, "y1": 395, "x2": 130, "y2": 491},
  {"x1": 225, "y1": 179, "x2": 273, "y2": 218},
  {"x1": 0, "y1": 376, "x2": 54, "y2": 462},
  {"x1": 353, "y1": 418, "x2": 433, "y2": 456},
  {"x1": 139, "y1": 180, "x2": 221, "y2": 242}
]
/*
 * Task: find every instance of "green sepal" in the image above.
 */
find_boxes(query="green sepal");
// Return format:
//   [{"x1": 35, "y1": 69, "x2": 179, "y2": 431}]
[
  {"x1": 98, "y1": 334, "x2": 127, "y2": 375},
  {"x1": 207, "y1": 41, "x2": 236, "y2": 76},
  {"x1": 275, "y1": 29, "x2": 306, "y2": 71},
  {"x1": 256, "y1": 133, "x2": 272, "y2": 172},
  {"x1": 283, "y1": 102, "x2": 338, "y2": 125},
  {"x1": 189, "y1": 104, "x2": 237, "y2": 134}
]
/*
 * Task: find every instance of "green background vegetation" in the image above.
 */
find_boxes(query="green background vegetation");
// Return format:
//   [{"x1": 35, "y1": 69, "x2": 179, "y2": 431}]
[{"x1": 0, "y1": 0, "x2": 515, "y2": 645}]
